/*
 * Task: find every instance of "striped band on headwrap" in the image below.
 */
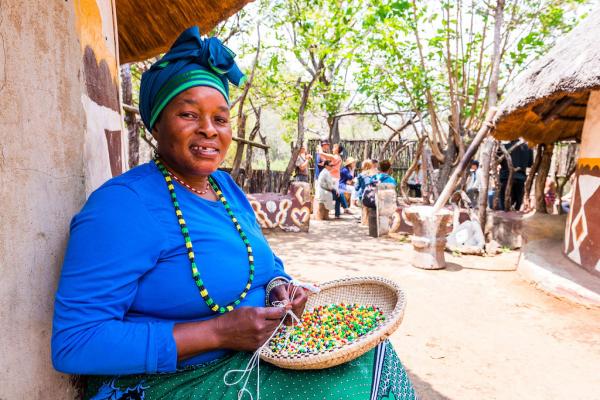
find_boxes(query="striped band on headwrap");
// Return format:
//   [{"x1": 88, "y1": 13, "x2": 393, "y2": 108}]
[{"x1": 149, "y1": 69, "x2": 229, "y2": 129}]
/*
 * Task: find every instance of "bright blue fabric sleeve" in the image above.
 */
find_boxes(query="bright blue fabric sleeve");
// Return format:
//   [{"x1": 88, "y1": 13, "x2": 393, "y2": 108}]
[{"x1": 51, "y1": 184, "x2": 177, "y2": 375}]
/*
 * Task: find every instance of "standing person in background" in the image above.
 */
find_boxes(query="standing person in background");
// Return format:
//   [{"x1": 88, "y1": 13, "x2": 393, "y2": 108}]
[
  {"x1": 313, "y1": 139, "x2": 330, "y2": 181},
  {"x1": 544, "y1": 178, "x2": 557, "y2": 214},
  {"x1": 465, "y1": 160, "x2": 482, "y2": 208},
  {"x1": 407, "y1": 162, "x2": 423, "y2": 198},
  {"x1": 499, "y1": 140, "x2": 533, "y2": 211},
  {"x1": 319, "y1": 144, "x2": 346, "y2": 218},
  {"x1": 294, "y1": 146, "x2": 312, "y2": 182},
  {"x1": 318, "y1": 143, "x2": 343, "y2": 181}
]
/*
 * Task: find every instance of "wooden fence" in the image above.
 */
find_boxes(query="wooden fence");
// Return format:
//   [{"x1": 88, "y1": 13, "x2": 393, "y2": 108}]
[
  {"x1": 221, "y1": 139, "x2": 418, "y2": 194},
  {"x1": 307, "y1": 139, "x2": 417, "y2": 191},
  {"x1": 221, "y1": 168, "x2": 287, "y2": 194}
]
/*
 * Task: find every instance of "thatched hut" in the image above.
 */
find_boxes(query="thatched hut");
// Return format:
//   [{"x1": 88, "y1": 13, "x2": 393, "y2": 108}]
[
  {"x1": 117, "y1": 0, "x2": 252, "y2": 63},
  {"x1": 493, "y1": 7, "x2": 600, "y2": 277}
]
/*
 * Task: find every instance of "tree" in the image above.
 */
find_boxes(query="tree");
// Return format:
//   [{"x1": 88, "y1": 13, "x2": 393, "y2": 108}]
[
  {"x1": 354, "y1": 0, "x2": 590, "y2": 207},
  {"x1": 262, "y1": 0, "x2": 368, "y2": 189}
]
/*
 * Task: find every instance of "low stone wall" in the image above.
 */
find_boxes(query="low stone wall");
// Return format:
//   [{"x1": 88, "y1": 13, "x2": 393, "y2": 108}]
[{"x1": 247, "y1": 182, "x2": 311, "y2": 232}]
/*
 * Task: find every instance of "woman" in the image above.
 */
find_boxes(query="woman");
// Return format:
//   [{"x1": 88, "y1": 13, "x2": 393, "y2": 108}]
[
  {"x1": 319, "y1": 144, "x2": 348, "y2": 218},
  {"x1": 52, "y1": 27, "x2": 416, "y2": 400},
  {"x1": 318, "y1": 143, "x2": 343, "y2": 181},
  {"x1": 294, "y1": 146, "x2": 312, "y2": 182},
  {"x1": 354, "y1": 159, "x2": 376, "y2": 206},
  {"x1": 315, "y1": 160, "x2": 337, "y2": 213},
  {"x1": 369, "y1": 159, "x2": 397, "y2": 186}
]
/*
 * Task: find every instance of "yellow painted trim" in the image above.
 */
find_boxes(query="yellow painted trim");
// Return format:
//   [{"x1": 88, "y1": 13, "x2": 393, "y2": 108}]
[{"x1": 578, "y1": 158, "x2": 600, "y2": 168}]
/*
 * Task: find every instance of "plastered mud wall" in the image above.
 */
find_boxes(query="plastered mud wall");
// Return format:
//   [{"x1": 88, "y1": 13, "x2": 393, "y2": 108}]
[
  {"x1": 0, "y1": 0, "x2": 124, "y2": 398},
  {"x1": 564, "y1": 90, "x2": 600, "y2": 277}
]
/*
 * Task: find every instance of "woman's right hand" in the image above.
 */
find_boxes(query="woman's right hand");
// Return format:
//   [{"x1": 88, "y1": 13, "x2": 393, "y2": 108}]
[{"x1": 215, "y1": 306, "x2": 287, "y2": 351}]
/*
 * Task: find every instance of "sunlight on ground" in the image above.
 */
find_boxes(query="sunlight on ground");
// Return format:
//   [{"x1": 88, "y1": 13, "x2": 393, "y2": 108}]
[{"x1": 265, "y1": 217, "x2": 600, "y2": 400}]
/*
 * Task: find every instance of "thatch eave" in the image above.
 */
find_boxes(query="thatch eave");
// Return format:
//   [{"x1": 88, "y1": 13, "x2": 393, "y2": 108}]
[
  {"x1": 116, "y1": 0, "x2": 253, "y2": 64},
  {"x1": 493, "y1": 7, "x2": 600, "y2": 145}
]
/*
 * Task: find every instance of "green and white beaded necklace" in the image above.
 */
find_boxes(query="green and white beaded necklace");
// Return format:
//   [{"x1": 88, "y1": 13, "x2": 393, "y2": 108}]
[{"x1": 154, "y1": 157, "x2": 255, "y2": 314}]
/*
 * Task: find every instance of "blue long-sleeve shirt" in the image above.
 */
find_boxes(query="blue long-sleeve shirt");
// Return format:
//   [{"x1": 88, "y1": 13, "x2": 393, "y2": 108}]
[{"x1": 51, "y1": 162, "x2": 289, "y2": 375}]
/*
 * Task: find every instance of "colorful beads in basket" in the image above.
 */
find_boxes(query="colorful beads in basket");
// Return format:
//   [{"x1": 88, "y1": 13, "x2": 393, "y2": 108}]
[{"x1": 269, "y1": 303, "x2": 385, "y2": 355}]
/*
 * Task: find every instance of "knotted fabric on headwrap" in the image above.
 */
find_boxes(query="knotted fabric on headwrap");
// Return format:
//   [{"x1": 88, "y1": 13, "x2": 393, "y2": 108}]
[{"x1": 139, "y1": 26, "x2": 247, "y2": 131}]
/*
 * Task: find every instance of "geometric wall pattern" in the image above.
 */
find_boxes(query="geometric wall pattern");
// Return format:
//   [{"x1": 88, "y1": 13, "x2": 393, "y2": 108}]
[{"x1": 564, "y1": 159, "x2": 600, "y2": 277}]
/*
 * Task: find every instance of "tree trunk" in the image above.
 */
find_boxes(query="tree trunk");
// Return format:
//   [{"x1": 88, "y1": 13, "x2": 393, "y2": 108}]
[
  {"x1": 436, "y1": 131, "x2": 457, "y2": 194},
  {"x1": 535, "y1": 143, "x2": 554, "y2": 213},
  {"x1": 478, "y1": 0, "x2": 505, "y2": 230},
  {"x1": 230, "y1": 32, "x2": 261, "y2": 180},
  {"x1": 242, "y1": 108, "x2": 261, "y2": 193},
  {"x1": 423, "y1": 145, "x2": 438, "y2": 203},
  {"x1": 231, "y1": 113, "x2": 248, "y2": 181},
  {"x1": 328, "y1": 116, "x2": 340, "y2": 144},
  {"x1": 281, "y1": 70, "x2": 321, "y2": 193},
  {"x1": 120, "y1": 64, "x2": 139, "y2": 169},
  {"x1": 499, "y1": 144, "x2": 515, "y2": 211},
  {"x1": 523, "y1": 145, "x2": 543, "y2": 210},
  {"x1": 432, "y1": 108, "x2": 497, "y2": 214},
  {"x1": 400, "y1": 137, "x2": 425, "y2": 201}
]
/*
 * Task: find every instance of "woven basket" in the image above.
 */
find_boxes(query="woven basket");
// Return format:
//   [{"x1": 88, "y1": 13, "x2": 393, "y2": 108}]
[{"x1": 260, "y1": 276, "x2": 406, "y2": 370}]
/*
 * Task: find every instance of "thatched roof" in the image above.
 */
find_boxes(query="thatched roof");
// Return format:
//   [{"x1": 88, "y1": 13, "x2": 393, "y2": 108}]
[
  {"x1": 493, "y1": 7, "x2": 600, "y2": 144},
  {"x1": 117, "y1": 0, "x2": 253, "y2": 64}
]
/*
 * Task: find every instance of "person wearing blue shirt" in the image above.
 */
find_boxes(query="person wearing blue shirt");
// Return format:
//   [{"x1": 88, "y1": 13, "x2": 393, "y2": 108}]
[
  {"x1": 313, "y1": 138, "x2": 330, "y2": 181},
  {"x1": 51, "y1": 27, "x2": 416, "y2": 400}
]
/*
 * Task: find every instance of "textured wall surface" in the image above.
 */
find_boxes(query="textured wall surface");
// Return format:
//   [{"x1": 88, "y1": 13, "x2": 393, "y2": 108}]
[
  {"x1": 564, "y1": 90, "x2": 600, "y2": 276},
  {"x1": 0, "y1": 0, "x2": 123, "y2": 398}
]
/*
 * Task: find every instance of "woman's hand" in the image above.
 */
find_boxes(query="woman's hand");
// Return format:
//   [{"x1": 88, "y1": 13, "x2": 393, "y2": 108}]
[
  {"x1": 216, "y1": 306, "x2": 288, "y2": 351},
  {"x1": 173, "y1": 306, "x2": 287, "y2": 360},
  {"x1": 269, "y1": 283, "x2": 308, "y2": 324}
]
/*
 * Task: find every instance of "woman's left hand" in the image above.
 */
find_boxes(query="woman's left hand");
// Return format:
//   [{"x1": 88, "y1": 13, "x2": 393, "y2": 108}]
[{"x1": 269, "y1": 283, "x2": 308, "y2": 324}]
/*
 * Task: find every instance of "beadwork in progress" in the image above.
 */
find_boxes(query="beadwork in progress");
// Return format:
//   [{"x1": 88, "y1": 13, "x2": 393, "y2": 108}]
[
  {"x1": 154, "y1": 157, "x2": 255, "y2": 314},
  {"x1": 268, "y1": 304, "x2": 385, "y2": 355}
]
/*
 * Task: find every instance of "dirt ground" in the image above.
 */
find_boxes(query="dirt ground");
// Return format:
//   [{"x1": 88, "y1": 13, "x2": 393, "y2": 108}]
[{"x1": 264, "y1": 216, "x2": 600, "y2": 400}]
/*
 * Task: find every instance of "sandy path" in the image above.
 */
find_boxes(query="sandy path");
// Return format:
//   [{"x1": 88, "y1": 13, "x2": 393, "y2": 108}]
[{"x1": 265, "y1": 217, "x2": 600, "y2": 400}]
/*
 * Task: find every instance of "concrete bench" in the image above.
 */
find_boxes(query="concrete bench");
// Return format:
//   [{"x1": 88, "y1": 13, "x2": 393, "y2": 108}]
[{"x1": 247, "y1": 182, "x2": 311, "y2": 232}]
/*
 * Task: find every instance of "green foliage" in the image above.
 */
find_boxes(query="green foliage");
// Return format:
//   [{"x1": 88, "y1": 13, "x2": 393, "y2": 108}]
[{"x1": 126, "y1": 0, "x2": 593, "y2": 169}]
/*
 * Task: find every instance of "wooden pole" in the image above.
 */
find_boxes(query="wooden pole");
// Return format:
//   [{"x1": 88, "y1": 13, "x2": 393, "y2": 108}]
[
  {"x1": 535, "y1": 143, "x2": 554, "y2": 213},
  {"x1": 432, "y1": 108, "x2": 498, "y2": 214}
]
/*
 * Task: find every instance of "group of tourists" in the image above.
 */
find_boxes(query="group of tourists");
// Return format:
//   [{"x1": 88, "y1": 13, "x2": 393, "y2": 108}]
[{"x1": 305, "y1": 138, "x2": 397, "y2": 218}]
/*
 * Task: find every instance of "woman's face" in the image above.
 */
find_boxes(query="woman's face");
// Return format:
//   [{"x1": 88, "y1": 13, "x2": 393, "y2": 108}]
[
  {"x1": 152, "y1": 86, "x2": 232, "y2": 177},
  {"x1": 333, "y1": 144, "x2": 340, "y2": 154}
]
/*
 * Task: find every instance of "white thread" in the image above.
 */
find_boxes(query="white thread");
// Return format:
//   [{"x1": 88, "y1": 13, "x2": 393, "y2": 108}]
[
  {"x1": 289, "y1": 279, "x2": 320, "y2": 294},
  {"x1": 223, "y1": 284, "x2": 306, "y2": 400}
]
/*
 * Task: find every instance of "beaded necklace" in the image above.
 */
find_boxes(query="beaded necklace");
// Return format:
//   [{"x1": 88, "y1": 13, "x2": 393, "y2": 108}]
[
  {"x1": 169, "y1": 172, "x2": 211, "y2": 195},
  {"x1": 154, "y1": 157, "x2": 255, "y2": 314}
]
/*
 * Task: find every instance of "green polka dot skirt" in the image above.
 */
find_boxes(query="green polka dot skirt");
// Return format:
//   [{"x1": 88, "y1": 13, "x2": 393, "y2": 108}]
[{"x1": 84, "y1": 341, "x2": 417, "y2": 400}]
